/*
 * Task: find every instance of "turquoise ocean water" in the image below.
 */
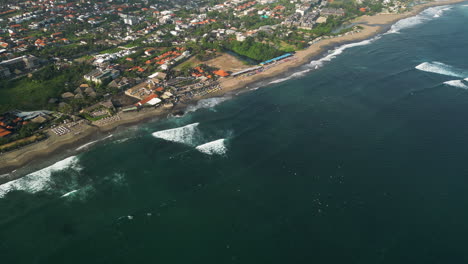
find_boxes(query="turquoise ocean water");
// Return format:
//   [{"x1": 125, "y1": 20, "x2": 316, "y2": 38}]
[{"x1": 1, "y1": 3, "x2": 468, "y2": 263}]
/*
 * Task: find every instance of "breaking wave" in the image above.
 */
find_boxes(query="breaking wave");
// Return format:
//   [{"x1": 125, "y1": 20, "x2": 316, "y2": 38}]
[
  {"x1": 0, "y1": 156, "x2": 82, "y2": 198},
  {"x1": 61, "y1": 189, "x2": 79, "y2": 198},
  {"x1": 76, "y1": 134, "x2": 113, "y2": 151},
  {"x1": 444, "y1": 80, "x2": 468, "y2": 89},
  {"x1": 387, "y1": 5, "x2": 452, "y2": 34},
  {"x1": 309, "y1": 36, "x2": 380, "y2": 69},
  {"x1": 268, "y1": 69, "x2": 312, "y2": 84},
  {"x1": 186, "y1": 97, "x2": 230, "y2": 113},
  {"x1": 152, "y1": 123, "x2": 200, "y2": 145},
  {"x1": 415, "y1": 62, "x2": 468, "y2": 78},
  {"x1": 60, "y1": 184, "x2": 95, "y2": 201},
  {"x1": 76, "y1": 140, "x2": 99, "y2": 151},
  {"x1": 114, "y1": 137, "x2": 130, "y2": 144},
  {"x1": 195, "y1": 139, "x2": 227, "y2": 155},
  {"x1": 432, "y1": 6, "x2": 452, "y2": 17}
]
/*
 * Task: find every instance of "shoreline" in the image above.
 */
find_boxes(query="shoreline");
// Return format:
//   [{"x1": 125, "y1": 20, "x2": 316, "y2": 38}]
[{"x1": 0, "y1": 0, "x2": 466, "y2": 181}]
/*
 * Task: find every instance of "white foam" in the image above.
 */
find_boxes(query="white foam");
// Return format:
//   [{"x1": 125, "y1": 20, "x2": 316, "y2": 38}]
[
  {"x1": 108, "y1": 172, "x2": 127, "y2": 186},
  {"x1": 103, "y1": 134, "x2": 113, "y2": 140},
  {"x1": 387, "y1": 5, "x2": 451, "y2": 34},
  {"x1": 152, "y1": 123, "x2": 200, "y2": 145},
  {"x1": 309, "y1": 36, "x2": 380, "y2": 69},
  {"x1": 76, "y1": 140, "x2": 98, "y2": 151},
  {"x1": 269, "y1": 69, "x2": 312, "y2": 84},
  {"x1": 433, "y1": 6, "x2": 452, "y2": 17},
  {"x1": 415, "y1": 61, "x2": 468, "y2": 78},
  {"x1": 195, "y1": 139, "x2": 227, "y2": 155},
  {"x1": 114, "y1": 137, "x2": 130, "y2": 144},
  {"x1": 76, "y1": 134, "x2": 113, "y2": 151},
  {"x1": 60, "y1": 184, "x2": 95, "y2": 201},
  {"x1": 444, "y1": 80, "x2": 468, "y2": 89},
  {"x1": 186, "y1": 97, "x2": 229, "y2": 113},
  {"x1": 61, "y1": 189, "x2": 78, "y2": 198},
  {"x1": 0, "y1": 156, "x2": 81, "y2": 198}
]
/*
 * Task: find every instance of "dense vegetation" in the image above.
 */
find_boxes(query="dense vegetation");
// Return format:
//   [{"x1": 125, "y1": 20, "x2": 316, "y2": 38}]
[
  {"x1": 224, "y1": 37, "x2": 284, "y2": 62},
  {"x1": 0, "y1": 63, "x2": 92, "y2": 113},
  {"x1": 330, "y1": 0, "x2": 384, "y2": 16},
  {"x1": 0, "y1": 122, "x2": 44, "y2": 147}
]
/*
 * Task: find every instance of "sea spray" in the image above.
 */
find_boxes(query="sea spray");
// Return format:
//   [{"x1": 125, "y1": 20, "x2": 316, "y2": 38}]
[
  {"x1": 61, "y1": 189, "x2": 79, "y2": 198},
  {"x1": 387, "y1": 5, "x2": 452, "y2": 34},
  {"x1": 152, "y1": 123, "x2": 200, "y2": 145},
  {"x1": 415, "y1": 61, "x2": 468, "y2": 78},
  {"x1": 268, "y1": 69, "x2": 312, "y2": 85},
  {"x1": 76, "y1": 134, "x2": 113, "y2": 151},
  {"x1": 76, "y1": 140, "x2": 99, "y2": 151},
  {"x1": 186, "y1": 97, "x2": 230, "y2": 113},
  {"x1": 0, "y1": 156, "x2": 82, "y2": 198},
  {"x1": 195, "y1": 139, "x2": 227, "y2": 155},
  {"x1": 308, "y1": 36, "x2": 381, "y2": 69},
  {"x1": 60, "y1": 184, "x2": 96, "y2": 201},
  {"x1": 444, "y1": 80, "x2": 468, "y2": 89}
]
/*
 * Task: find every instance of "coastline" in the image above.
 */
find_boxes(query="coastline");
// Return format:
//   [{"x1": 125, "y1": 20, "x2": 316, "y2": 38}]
[
  {"x1": 0, "y1": 0, "x2": 466, "y2": 180},
  {"x1": 212, "y1": 0, "x2": 467, "y2": 97}
]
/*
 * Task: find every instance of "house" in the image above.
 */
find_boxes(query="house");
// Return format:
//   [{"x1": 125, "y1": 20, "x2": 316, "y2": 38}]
[
  {"x1": 61, "y1": 92, "x2": 75, "y2": 100},
  {"x1": 135, "y1": 94, "x2": 161, "y2": 107},
  {"x1": 0, "y1": 128, "x2": 11, "y2": 138},
  {"x1": 296, "y1": 5, "x2": 311, "y2": 16},
  {"x1": 0, "y1": 55, "x2": 39, "y2": 75},
  {"x1": 84, "y1": 69, "x2": 120, "y2": 84},
  {"x1": 148, "y1": 72, "x2": 167, "y2": 80},
  {"x1": 213, "y1": 69, "x2": 230, "y2": 77},
  {"x1": 124, "y1": 16, "x2": 141, "y2": 25},
  {"x1": 320, "y1": 8, "x2": 345, "y2": 16}
]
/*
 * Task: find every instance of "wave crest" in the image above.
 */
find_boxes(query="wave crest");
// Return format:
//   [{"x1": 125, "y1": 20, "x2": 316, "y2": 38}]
[
  {"x1": 195, "y1": 139, "x2": 227, "y2": 155},
  {"x1": 415, "y1": 61, "x2": 468, "y2": 78},
  {"x1": 387, "y1": 5, "x2": 452, "y2": 34},
  {"x1": 186, "y1": 97, "x2": 229, "y2": 113},
  {"x1": 309, "y1": 36, "x2": 380, "y2": 69},
  {"x1": 268, "y1": 69, "x2": 312, "y2": 84},
  {"x1": 152, "y1": 123, "x2": 200, "y2": 145},
  {"x1": 0, "y1": 156, "x2": 82, "y2": 198},
  {"x1": 444, "y1": 80, "x2": 468, "y2": 89}
]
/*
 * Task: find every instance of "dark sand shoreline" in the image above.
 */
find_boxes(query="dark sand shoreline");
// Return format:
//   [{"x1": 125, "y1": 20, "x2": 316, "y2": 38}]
[{"x1": 0, "y1": 0, "x2": 466, "y2": 182}]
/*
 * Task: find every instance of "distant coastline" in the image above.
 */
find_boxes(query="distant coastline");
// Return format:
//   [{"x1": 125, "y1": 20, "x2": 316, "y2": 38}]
[{"x1": 0, "y1": 0, "x2": 466, "y2": 183}]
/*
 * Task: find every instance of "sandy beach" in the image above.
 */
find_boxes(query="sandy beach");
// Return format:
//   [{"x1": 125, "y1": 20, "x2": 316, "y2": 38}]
[
  {"x1": 0, "y1": 0, "x2": 466, "y2": 179},
  {"x1": 214, "y1": 0, "x2": 468, "y2": 96}
]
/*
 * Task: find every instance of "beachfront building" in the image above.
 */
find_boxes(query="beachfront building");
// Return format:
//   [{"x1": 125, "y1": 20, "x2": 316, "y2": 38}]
[
  {"x1": 232, "y1": 66, "x2": 263, "y2": 77},
  {"x1": 135, "y1": 94, "x2": 162, "y2": 107},
  {"x1": 259, "y1": 53, "x2": 294, "y2": 66}
]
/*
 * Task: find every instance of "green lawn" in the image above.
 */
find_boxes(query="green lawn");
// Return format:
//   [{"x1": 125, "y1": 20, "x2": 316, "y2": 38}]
[
  {"x1": 278, "y1": 41, "x2": 297, "y2": 52},
  {"x1": 0, "y1": 64, "x2": 92, "y2": 113},
  {"x1": 99, "y1": 47, "x2": 124, "y2": 54}
]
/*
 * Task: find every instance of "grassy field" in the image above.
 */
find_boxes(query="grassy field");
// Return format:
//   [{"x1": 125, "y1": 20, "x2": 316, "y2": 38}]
[
  {"x1": 99, "y1": 47, "x2": 124, "y2": 54},
  {"x1": 278, "y1": 41, "x2": 297, "y2": 52},
  {"x1": 0, "y1": 135, "x2": 39, "y2": 151},
  {"x1": 0, "y1": 64, "x2": 92, "y2": 113}
]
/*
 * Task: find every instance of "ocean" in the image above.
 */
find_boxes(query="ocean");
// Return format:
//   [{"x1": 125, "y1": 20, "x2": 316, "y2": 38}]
[{"x1": 2, "y1": 3, "x2": 468, "y2": 263}]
